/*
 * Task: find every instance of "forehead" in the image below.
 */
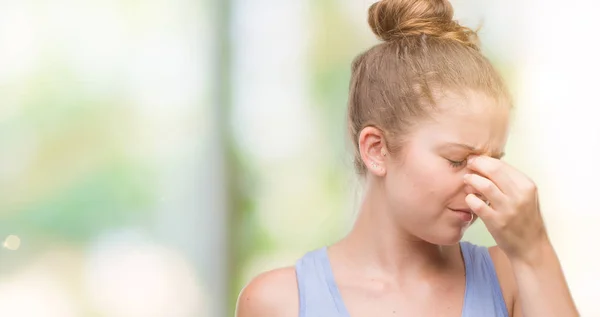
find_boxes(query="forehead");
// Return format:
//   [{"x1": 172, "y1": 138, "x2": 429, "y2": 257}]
[{"x1": 416, "y1": 90, "x2": 510, "y2": 154}]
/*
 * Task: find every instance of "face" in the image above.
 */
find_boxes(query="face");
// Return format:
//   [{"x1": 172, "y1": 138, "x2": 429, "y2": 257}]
[{"x1": 382, "y1": 90, "x2": 510, "y2": 245}]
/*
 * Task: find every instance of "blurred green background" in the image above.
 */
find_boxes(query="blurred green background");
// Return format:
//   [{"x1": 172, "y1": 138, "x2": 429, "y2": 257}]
[{"x1": 1, "y1": 0, "x2": 599, "y2": 316}]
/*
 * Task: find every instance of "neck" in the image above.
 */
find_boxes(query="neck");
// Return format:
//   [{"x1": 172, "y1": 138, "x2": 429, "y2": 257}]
[{"x1": 335, "y1": 184, "x2": 458, "y2": 278}]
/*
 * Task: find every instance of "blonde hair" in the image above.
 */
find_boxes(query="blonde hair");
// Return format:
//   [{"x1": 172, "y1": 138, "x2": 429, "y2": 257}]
[{"x1": 349, "y1": 0, "x2": 511, "y2": 174}]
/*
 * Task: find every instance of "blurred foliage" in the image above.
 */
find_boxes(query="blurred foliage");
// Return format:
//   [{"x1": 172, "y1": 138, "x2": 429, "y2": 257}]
[{"x1": 0, "y1": 67, "x2": 156, "y2": 271}]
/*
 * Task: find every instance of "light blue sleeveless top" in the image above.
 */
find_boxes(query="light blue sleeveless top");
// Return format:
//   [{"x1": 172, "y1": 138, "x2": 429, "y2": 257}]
[{"x1": 295, "y1": 241, "x2": 509, "y2": 317}]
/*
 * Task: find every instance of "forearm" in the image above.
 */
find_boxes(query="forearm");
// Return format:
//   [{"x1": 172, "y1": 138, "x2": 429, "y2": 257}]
[{"x1": 510, "y1": 242, "x2": 579, "y2": 317}]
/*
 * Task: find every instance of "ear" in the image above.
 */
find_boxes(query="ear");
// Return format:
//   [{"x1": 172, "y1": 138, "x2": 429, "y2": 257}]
[{"x1": 358, "y1": 126, "x2": 388, "y2": 176}]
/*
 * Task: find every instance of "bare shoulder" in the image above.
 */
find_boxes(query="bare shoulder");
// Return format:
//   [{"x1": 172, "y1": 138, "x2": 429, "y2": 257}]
[
  {"x1": 235, "y1": 266, "x2": 299, "y2": 317},
  {"x1": 488, "y1": 246, "x2": 518, "y2": 316}
]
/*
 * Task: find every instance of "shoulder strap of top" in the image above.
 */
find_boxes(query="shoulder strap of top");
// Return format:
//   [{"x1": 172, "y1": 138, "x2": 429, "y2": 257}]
[
  {"x1": 295, "y1": 247, "x2": 347, "y2": 317},
  {"x1": 460, "y1": 241, "x2": 510, "y2": 317}
]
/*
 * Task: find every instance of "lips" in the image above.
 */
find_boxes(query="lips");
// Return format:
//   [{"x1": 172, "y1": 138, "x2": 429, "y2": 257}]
[
  {"x1": 449, "y1": 208, "x2": 474, "y2": 222},
  {"x1": 449, "y1": 208, "x2": 471, "y2": 213}
]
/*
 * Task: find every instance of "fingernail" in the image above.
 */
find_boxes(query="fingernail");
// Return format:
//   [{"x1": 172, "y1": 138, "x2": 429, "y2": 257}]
[
  {"x1": 463, "y1": 173, "x2": 471, "y2": 182},
  {"x1": 467, "y1": 156, "x2": 477, "y2": 165}
]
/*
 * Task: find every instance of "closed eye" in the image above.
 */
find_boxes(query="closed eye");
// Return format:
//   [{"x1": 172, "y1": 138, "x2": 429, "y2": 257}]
[{"x1": 447, "y1": 159, "x2": 467, "y2": 168}]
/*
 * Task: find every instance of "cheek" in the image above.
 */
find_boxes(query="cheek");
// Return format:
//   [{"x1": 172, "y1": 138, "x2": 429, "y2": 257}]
[
  {"x1": 403, "y1": 155, "x2": 464, "y2": 201},
  {"x1": 385, "y1": 160, "x2": 425, "y2": 198},
  {"x1": 386, "y1": 149, "x2": 466, "y2": 208}
]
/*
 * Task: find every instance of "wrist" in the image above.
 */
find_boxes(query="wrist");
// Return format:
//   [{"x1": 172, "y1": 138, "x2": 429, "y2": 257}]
[{"x1": 509, "y1": 238, "x2": 555, "y2": 269}]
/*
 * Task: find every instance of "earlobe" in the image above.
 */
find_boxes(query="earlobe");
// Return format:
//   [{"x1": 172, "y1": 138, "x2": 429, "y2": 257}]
[
  {"x1": 369, "y1": 161, "x2": 386, "y2": 176},
  {"x1": 358, "y1": 126, "x2": 388, "y2": 176}
]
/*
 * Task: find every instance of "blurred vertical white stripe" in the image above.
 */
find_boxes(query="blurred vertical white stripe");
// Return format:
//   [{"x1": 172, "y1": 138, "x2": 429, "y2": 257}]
[
  {"x1": 520, "y1": 0, "x2": 600, "y2": 315},
  {"x1": 231, "y1": 0, "x2": 312, "y2": 162},
  {"x1": 199, "y1": 0, "x2": 228, "y2": 316}
]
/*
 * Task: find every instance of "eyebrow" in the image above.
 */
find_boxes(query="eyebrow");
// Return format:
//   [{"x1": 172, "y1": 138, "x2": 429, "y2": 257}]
[{"x1": 443, "y1": 142, "x2": 505, "y2": 159}]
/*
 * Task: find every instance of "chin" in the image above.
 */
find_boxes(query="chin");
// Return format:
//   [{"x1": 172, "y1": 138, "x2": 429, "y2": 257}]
[{"x1": 422, "y1": 227, "x2": 467, "y2": 246}]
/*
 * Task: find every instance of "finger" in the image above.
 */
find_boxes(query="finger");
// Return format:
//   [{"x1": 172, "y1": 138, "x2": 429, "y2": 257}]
[
  {"x1": 465, "y1": 193, "x2": 495, "y2": 221},
  {"x1": 463, "y1": 173, "x2": 507, "y2": 208},
  {"x1": 467, "y1": 156, "x2": 518, "y2": 196}
]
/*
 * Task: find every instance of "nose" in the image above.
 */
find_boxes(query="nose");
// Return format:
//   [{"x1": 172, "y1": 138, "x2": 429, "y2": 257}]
[{"x1": 464, "y1": 183, "x2": 478, "y2": 196}]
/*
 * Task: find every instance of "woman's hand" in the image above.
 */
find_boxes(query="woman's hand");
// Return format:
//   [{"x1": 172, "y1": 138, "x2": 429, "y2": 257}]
[{"x1": 463, "y1": 155, "x2": 549, "y2": 265}]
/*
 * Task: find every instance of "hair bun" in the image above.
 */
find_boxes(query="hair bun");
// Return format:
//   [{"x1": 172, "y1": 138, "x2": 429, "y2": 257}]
[{"x1": 368, "y1": 0, "x2": 479, "y2": 49}]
